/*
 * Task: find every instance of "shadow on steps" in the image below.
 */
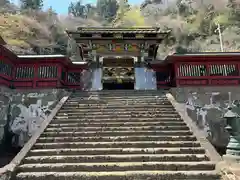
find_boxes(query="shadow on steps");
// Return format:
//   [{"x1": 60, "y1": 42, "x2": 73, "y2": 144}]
[
  {"x1": 0, "y1": 144, "x2": 21, "y2": 168},
  {"x1": 0, "y1": 125, "x2": 21, "y2": 168}
]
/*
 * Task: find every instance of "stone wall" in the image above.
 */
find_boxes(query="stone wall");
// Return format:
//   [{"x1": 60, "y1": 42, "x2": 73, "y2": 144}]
[
  {"x1": 170, "y1": 87, "x2": 240, "y2": 152},
  {"x1": 0, "y1": 87, "x2": 68, "y2": 148},
  {"x1": 81, "y1": 69, "x2": 94, "y2": 90}
]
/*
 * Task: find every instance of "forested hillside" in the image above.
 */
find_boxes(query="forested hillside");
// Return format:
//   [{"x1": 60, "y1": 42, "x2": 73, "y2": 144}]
[{"x1": 0, "y1": 0, "x2": 239, "y2": 58}]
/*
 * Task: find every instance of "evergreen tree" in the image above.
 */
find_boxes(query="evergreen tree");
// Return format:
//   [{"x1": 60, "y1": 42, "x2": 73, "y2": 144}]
[
  {"x1": 20, "y1": 0, "x2": 43, "y2": 10},
  {"x1": 68, "y1": 1, "x2": 85, "y2": 17},
  {"x1": 227, "y1": 0, "x2": 240, "y2": 25},
  {"x1": 0, "y1": 0, "x2": 10, "y2": 6},
  {"x1": 96, "y1": 0, "x2": 119, "y2": 21},
  {"x1": 68, "y1": 1, "x2": 93, "y2": 18},
  {"x1": 176, "y1": 0, "x2": 189, "y2": 17}
]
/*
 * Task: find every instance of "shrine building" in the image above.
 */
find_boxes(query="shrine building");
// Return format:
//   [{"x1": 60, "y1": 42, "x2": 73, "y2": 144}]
[
  {"x1": 66, "y1": 27, "x2": 170, "y2": 89},
  {"x1": 0, "y1": 28, "x2": 240, "y2": 90}
]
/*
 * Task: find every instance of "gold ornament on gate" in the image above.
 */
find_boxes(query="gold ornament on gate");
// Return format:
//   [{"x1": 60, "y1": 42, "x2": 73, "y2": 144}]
[{"x1": 117, "y1": 78, "x2": 123, "y2": 83}]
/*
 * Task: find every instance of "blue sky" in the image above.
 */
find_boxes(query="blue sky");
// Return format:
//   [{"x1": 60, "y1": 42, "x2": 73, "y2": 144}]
[{"x1": 10, "y1": 0, "x2": 143, "y2": 14}]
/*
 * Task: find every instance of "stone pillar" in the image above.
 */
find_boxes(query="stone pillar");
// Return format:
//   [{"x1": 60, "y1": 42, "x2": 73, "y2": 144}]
[
  {"x1": 135, "y1": 56, "x2": 141, "y2": 67},
  {"x1": 92, "y1": 50, "x2": 96, "y2": 62},
  {"x1": 140, "y1": 50, "x2": 145, "y2": 63},
  {"x1": 99, "y1": 56, "x2": 103, "y2": 67},
  {"x1": 81, "y1": 69, "x2": 93, "y2": 91}
]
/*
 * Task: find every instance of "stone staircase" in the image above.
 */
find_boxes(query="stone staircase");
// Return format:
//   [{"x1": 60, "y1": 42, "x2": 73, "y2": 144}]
[{"x1": 13, "y1": 90, "x2": 220, "y2": 180}]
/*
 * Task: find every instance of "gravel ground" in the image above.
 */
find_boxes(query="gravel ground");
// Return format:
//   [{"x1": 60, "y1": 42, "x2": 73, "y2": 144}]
[{"x1": 217, "y1": 161, "x2": 240, "y2": 180}]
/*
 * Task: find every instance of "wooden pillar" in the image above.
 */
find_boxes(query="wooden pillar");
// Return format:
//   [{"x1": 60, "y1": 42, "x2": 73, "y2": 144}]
[
  {"x1": 11, "y1": 65, "x2": 16, "y2": 88},
  {"x1": 57, "y1": 64, "x2": 62, "y2": 88},
  {"x1": 140, "y1": 50, "x2": 144, "y2": 63},
  {"x1": 174, "y1": 62, "x2": 179, "y2": 87},
  {"x1": 170, "y1": 64, "x2": 176, "y2": 87},
  {"x1": 33, "y1": 63, "x2": 38, "y2": 88}
]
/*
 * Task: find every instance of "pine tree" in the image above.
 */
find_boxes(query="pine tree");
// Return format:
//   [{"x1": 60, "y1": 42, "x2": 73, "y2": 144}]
[
  {"x1": 20, "y1": 0, "x2": 43, "y2": 10},
  {"x1": 68, "y1": 1, "x2": 86, "y2": 17},
  {"x1": 227, "y1": 0, "x2": 240, "y2": 25},
  {"x1": 0, "y1": 0, "x2": 10, "y2": 6},
  {"x1": 96, "y1": 0, "x2": 119, "y2": 21},
  {"x1": 33, "y1": 0, "x2": 43, "y2": 10}
]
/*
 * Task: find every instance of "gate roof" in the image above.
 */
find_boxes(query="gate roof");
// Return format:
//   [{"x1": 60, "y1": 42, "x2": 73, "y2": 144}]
[{"x1": 66, "y1": 27, "x2": 170, "y2": 40}]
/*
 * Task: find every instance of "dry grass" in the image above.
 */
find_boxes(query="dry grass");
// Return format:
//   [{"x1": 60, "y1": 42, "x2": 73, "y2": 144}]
[
  {"x1": 0, "y1": 13, "x2": 53, "y2": 48},
  {"x1": 0, "y1": 9, "x2": 104, "y2": 54},
  {"x1": 1, "y1": 0, "x2": 239, "y2": 55},
  {"x1": 0, "y1": 13, "x2": 31, "y2": 47}
]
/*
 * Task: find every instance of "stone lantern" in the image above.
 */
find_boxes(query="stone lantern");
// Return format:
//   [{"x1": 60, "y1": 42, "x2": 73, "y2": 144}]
[{"x1": 223, "y1": 106, "x2": 240, "y2": 161}]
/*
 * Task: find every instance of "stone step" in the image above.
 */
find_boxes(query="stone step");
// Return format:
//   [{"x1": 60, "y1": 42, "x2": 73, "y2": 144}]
[
  {"x1": 48, "y1": 121, "x2": 186, "y2": 127},
  {"x1": 68, "y1": 95, "x2": 167, "y2": 102},
  {"x1": 59, "y1": 108, "x2": 176, "y2": 112},
  {"x1": 17, "y1": 162, "x2": 215, "y2": 172},
  {"x1": 66, "y1": 101, "x2": 169, "y2": 105},
  {"x1": 70, "y1": 97, "x2": 167, "y2": 100},
  {"x1": 71, "y1": 90, "x2": 167, "y2": 96},
  {"x1": 69, "y1": 99, "x2": 169, "y2": 103},
  {"x1": 59, "y1": 107, "x2": 176, "y2": 112},
  {"x1": 15, "y1": 171, "x2": 221, "y2": 180},
  {"x1": 44, "y1": 126, "x2": 189, "y2": 132},
  {"x1": 64, "y1": 102, "x2": 172, "y2": 106},
  {"x1": 23, "y1": 154, "x2": 209, "y2": 164},
  {"x1": 72, "y1": 90, "x2": 166, "y2": 93},
  {"x1": 69, "y1": 97, "x2": 168, "y2": 101},
  {"x1": 28, "y1": 147, "x2": 206, "y2": 156},
  {"x1": 33, "y1": 141, "x2": 200, "y2": 149},
  {"x1": 13, "y1": 91, "x2": 220, "y2": 180},
  {"x1": 72, "y1": 89, "x2": 168, "y2": 96},
  {"x1": 57, "y1": 109, "x2": 178, "y2": 116},
  {"x1": 56, "y1": 110, "x2": 178, "y2": 116},
  {"x1": 66, "y1": 100, "x2": 171, "y2": 103},
  {"x1": 51, "y1": 117, "x2": 183, "y2": 123},
  {"x1": 67, "y1": 100, "x2": 168, "y2": 104},
  {"x1": 61, "y1": 104, "x2": 174, "y2": 109},
  {"x1": 71, "y1": 91, "x2": 163, "y2": 94},
  {"x1": 64, "y1": 102, "x2": 173, "y2": 106},
  {"x1": 37, "y1": 135, "x2": 197, "y2": 143},
  {"x1": 54, "y1": 114, "x2": 181, "y2": 119},
  {"x1": 68, "y1": 96, "x2": 168, "y2": 100},
  {"x1": 70, "y1": 98, "x2": 168, "y2": 101},
  {"x1": 41, "y1": 130, "x2": 193, "y2": 137},
  {"x1": 71, "y1": 92, "x2": 167, "y2": 95},
  {"x1": 71, "y1": 92, "x2": 168, "y2": 95},
  {"x1": 63, "y1": 104, "x2": 173, "y2": 107}
]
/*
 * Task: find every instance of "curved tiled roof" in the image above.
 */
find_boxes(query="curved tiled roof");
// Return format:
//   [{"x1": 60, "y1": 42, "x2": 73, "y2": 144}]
[{"x1": 67, "y1": 27, "x2": 170, "y2": 34}]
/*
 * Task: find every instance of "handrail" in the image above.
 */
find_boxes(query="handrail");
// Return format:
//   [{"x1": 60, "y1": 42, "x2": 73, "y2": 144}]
[{"x1": 0, "y1": 91, "x2": 71, "y2": 179}]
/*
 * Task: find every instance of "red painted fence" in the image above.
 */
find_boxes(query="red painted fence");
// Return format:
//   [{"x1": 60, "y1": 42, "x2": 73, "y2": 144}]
[
  {"x1": 1, "y1": 44, "x2": 240, "y2": 89},
  {"x1": 169, "y1": 53, "x2": 240, "y2": 87},
  {"x1": 0, "y1": 45, "x2": 87, "y2": 89},
  {"x1": 151, "y1": 53, "x2": 240, "y2": 88}
]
